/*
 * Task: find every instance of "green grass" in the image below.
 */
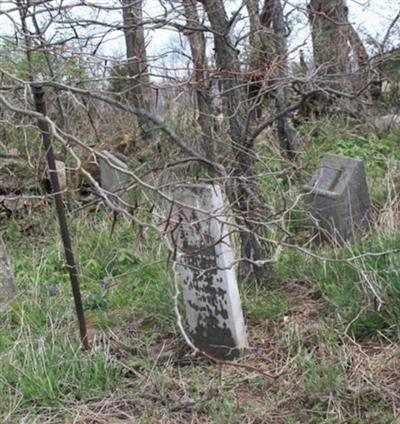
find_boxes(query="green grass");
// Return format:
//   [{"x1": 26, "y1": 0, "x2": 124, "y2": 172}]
[
  {"x1": 0, "y1": 211, "x2": 176, "y2": 420},
  {"x1": 244, "y1": 288, "x2": 290, "y2": 320},
  {"x1": 5, "y1": 211, "x2": 175, "y2": 331},
  {"x1": 0, "y1": 324, "x2": 121, "y2": 407},
  {"x1": 1, "y1": 206, "x2": 400, "y2": 422},
  {"x1": 0, "y1": 122, "x2": 399, "y2": 422},
  {"x1": 256, "y1": 117, "x2": 400, "y2": 233},
  {"x1": 276, "y1": 231, "x2": 400, "y2": 338}
]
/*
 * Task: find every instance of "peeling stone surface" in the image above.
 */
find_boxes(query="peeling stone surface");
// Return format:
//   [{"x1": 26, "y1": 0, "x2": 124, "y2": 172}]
[
  {"x1": 172, "y1": 184, "x2": 247, "y2": 359},
  {"x1": 0, "y1": 237, "x2": 16, "y2": 311},
  {"x1": 99, "y1": 151, "x2": 129, "y2": 201},
  {"x1": 304, "y1": 154, "x2": 372, "y2": 243}
]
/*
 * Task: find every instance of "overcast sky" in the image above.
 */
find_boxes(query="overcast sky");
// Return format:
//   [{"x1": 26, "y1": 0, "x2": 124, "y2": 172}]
[
  {"x1": 130, "y1": 0, "x2": 400, "y2": 60},
  {"x1": 0, "y1": 0, "x2": 399, "y2": 62}
]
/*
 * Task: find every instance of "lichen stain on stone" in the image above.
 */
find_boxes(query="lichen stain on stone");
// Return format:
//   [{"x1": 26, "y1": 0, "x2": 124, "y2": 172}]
[
  {"x1": 177, "y1": 234, "x2": 237, "y2": 357},
  {"x1": 172, "y1": 185, "x2": 247, "y2": 359}
]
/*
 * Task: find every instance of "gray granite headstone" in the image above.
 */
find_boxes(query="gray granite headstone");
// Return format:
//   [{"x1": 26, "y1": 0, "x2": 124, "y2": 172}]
[
  {"x1": 99, "y1": 151, "x2": 130, "y2": 202},
  {"x1": 0, "y1": 237, "x2": 16, "y2": 311},
  {"x1": 304, "y1": 154, "x2": 372, "y2": 243},
  {"x1": 171, "y1": 184, "x2": 248, "y2": 359}
]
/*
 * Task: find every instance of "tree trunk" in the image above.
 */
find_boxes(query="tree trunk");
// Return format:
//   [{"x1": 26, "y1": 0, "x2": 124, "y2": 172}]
[
  {"x1": 308, "y1": 0, "x2": 351, "y2": 80},
  {"x1": 200, "y1": 0, "x2": 272, "y2": 284},
  {"x1": 122, "y1": 0, "x2": 154, "y2": 141},
  {"x1": 247, "y1": 0, "x2": 299, "y2": 159},
  {"x1": 308, "y1": 0, "x2": 370, "y2": 94},
  {"x1": 265, "y1": 0, "x2": 299, "y2": 159},
  {"x1": 182, "y1": 0, "x2": 215, "y2": 164}
]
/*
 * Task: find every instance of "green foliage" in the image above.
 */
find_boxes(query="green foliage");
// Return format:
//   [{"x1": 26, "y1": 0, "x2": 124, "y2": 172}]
[
  {"x1": 108, "y1": 63, "x2": 131, "y2": 98},
  {"x1": 301, "y1": 126, "x2": 400, "y2": 174},
  {"x1": 298, "y1": 119, "x2": 400, "y2": 200},
  {"x1": 0, "y1": 40, "x2": 87, "y2": 84}
]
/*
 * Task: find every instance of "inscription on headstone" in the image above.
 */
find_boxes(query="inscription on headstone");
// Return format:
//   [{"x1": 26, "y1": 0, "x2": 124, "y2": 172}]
[
  {"x1": 171, "y1": 184, "x2": 247, "y2": 359},
  {"x1": 304, "y1": 154, "x2": 372, "y2": 243},
  {"x1": 99, "y1": 151, "x2": 130, "y2": 202},
  {"x1": 0, "y1": 237, "x2": 16, "y2": 311}
]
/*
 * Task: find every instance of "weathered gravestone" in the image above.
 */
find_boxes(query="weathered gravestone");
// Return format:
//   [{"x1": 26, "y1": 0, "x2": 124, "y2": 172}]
[
  {"x1": 54, "y1": 160, "x2": 67, "y2": 192},
  {"x1": 171, "y1": 184, "x2": 248, "y2": 359},
  {"x1": 304, "y1": 154, "x2": 372, "y2": 243},
  {"x1": 44, "y1": 160, "x2": 67, "y2": 192},
  {"x1": 99, "y1": 151, "x2": 130, "y2": 202},
  {"x1": 374, "y1": 114, "x2": 400, "y2": 134},
  {"x1": 0, "y1": 237, "x2": 17, "y2": 311}
]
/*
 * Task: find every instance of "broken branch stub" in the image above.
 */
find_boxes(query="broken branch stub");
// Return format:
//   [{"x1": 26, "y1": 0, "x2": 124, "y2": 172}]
[{"x1": 171, "y1": 184, "x2": 248, "y2": 359}]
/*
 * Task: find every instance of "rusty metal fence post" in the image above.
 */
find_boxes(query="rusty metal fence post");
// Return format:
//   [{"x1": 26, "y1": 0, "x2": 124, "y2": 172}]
[{"x1": 31, "y1": 84, "x2": 89, "y2": 350}]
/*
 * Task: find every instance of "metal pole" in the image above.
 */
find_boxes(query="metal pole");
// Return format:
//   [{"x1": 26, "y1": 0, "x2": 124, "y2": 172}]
[{"x1": 31, "y1": 84, "x2": 89, "y2": 350}]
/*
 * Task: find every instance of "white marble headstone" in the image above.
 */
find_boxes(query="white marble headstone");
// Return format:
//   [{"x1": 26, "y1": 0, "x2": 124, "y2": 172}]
[{"x1": 171, "y1": 184, "x2": 247, "y2": 359}]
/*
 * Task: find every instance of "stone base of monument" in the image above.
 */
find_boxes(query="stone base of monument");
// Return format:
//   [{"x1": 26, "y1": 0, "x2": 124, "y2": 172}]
[
  {"x1": 171, "y1": 184, "x2": 248, "y2": 359},
  {"x1": 304, "y1": 154, "x2": 373, "y2": 244}
]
